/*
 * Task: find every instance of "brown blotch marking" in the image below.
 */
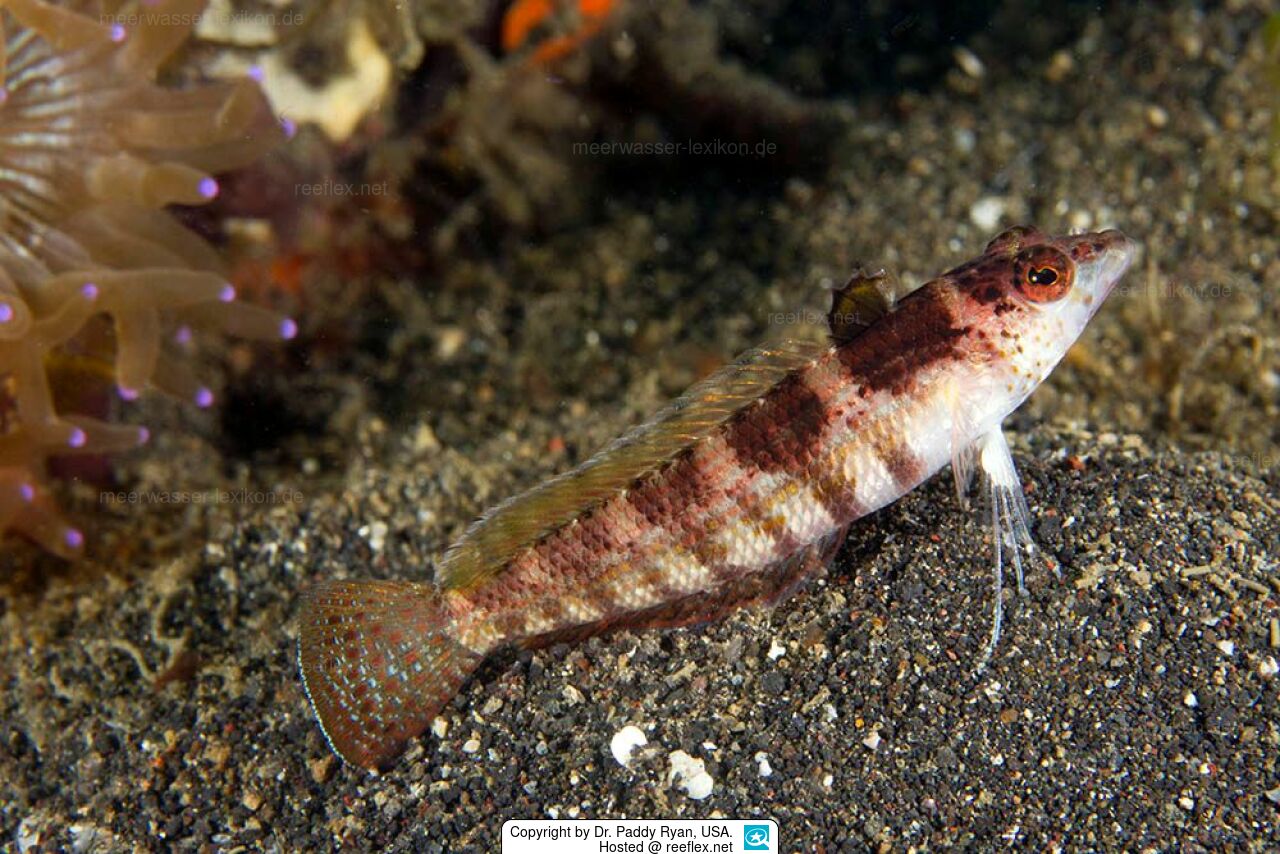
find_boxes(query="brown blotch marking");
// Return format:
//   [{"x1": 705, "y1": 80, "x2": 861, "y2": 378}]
[
  {"x1": 519, "y1": 486, "x2": 650, "y2": 606},
  {"x1": 533, "y1": 599, "x2": 566, "y2": 630},
  {"x1": 745, "y1": 487, "x2": 805, "y2": 565},
  {"x1": 629, "y1": 439, "x2": 757, "y2": 571},
  {"x1": 637, "y1": 555, "x2": 680, "y2": 603},
  {"x1": 573, "y1": 485, "x2": 703, "y2": 621},
  {"x1": 537, "y1": 519, "x2": 597, "y2": 585},
  {"x1": 976, "y1": 284, "x2": 1003, "y2": 304},
  {"x1": 723, "y1": 371, "x2": 831, "y2": 474},
  {"x1": 1070, "y1": 243, "x2": 1096, "y2": 262},
  {"x1": 522, "y1": 536, "x2": 833, "y2": 648},
  {"x1": 692, "y1": 536, "x2": 731, "y2": 577},
  {"x1": 836, "y1": 284, "x2": 968, "y2": 396},
  {"x1": 631, "y1": 444, "x2": 731, "y2": 531},
  {"x1": 554, "y1": 497, "x2": 667, "y2": 612},
  {"x1": 581, "y1": 560, "x2": 633, "y2": 623},
  {"x1": 954, "y1": 255, "x2": 1023, "y2": 305},
  {"x1": 877, "y1": 440, "x2": 926, "y2": 491},
  {"x1": 769, "y1": 528, "x2": 804, "y2": 564},
  {"x1": 811, "y1": 465, "x2": 865, "y2": 523},
  {"x1": 758, "y1": 510, "x2": 790, "y2": 539}
]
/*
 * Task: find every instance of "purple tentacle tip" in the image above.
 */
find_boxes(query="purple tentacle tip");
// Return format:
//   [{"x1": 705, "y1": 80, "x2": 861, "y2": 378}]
[
  {"x1": 281, "y1": 118, "x2": 297, "y2": 139},
  {"x1": 137, "y1": 426, "x2": 150, "y2": 445},
  {"x1": 195, "y1": 387, "x2": 215, "y2": 408},
  {"x1": 65, "y1": 528, "x2": 85, "y2": 550},
  {"x1": 198, "y1": 177, "x2": 220, "y2": 200},
  {"x1": 109, "y1": 24, "x2": 126, "y2": 43},
  {"x1": 174, "y1": 325, "x2": 193, "y2": 346},
  {"x1": 81, "y1": 282, "x2": 99, "y2": 300},
  {"x1": 19, "y1": 483, "x2": 35, "y2": 503},
  {"x1": 219, "y1": 284, "x2": 236, "y2": 303},
  {"x1": 248, "y1": 65, "x2": 265, "y2": 83},
  {"x1": 0, "y1": 87, "x2": 8, "y2": 106},
  {"x1": 68, "y1": 427, "x2": 87, "y2": 449},
  {"x1": 280, "y1": 318, "x2": 298, "y2": 340},
  {"x1": 0, "y1": 303, "x2": 12, "y2": 323}
]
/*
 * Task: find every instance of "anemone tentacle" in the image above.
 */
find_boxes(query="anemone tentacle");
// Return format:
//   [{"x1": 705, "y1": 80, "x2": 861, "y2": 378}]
[{"x1": 0, "y1": 0, "x2": 291, "y2": 557}]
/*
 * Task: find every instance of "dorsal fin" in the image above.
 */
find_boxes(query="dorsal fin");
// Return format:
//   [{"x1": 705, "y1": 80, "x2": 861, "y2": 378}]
[
  {"x1": 827, "y1": 268, "x2": 896, "y2": 344},
  {"x1": 436, "y1": 337, "x2": 831, "y2": 590}
]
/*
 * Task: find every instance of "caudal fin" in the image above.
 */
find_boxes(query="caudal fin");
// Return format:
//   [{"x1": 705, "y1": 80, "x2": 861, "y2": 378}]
[{"x1": 298, "y1": 580, "x2": 484, "y2": 772}]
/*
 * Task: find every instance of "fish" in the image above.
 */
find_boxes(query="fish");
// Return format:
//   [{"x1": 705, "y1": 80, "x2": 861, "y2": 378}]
[{"x1": 298, "y1": 225, "x2": 1138, "y2": 772}]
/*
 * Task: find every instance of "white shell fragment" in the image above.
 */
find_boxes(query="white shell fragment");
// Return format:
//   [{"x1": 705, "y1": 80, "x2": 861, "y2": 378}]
[
  {"x1": 610, "y1": 725, "x2": 648, "y2": 767},
  {"x1": 668, "y1": 750, "x2": 714, "y2": 800}
]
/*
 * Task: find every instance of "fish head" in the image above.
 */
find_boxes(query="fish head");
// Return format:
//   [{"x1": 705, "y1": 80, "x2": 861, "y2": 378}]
[{"x1": 946, "y1": 225, "x2": 1138, "y2": 391}]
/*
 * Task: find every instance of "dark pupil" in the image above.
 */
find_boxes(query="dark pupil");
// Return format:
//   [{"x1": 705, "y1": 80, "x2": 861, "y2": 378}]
[{"x1": 1029, "y1": 267, "x2": 1058, "y2": 286}]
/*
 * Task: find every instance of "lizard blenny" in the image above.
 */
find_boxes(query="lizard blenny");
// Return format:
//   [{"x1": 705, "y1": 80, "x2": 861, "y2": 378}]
[{"x1": 299, "y1": 225, "x2": 1137, "y2": 771}]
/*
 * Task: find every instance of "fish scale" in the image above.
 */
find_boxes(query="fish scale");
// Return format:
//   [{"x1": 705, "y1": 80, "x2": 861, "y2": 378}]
[{"x1": 299, "y1": 225, "x2": 1138, "y2": 771}]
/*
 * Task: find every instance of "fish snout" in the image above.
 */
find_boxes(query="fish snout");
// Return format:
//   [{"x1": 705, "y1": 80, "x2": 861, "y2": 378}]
[{"x1": 1074, "y1": 229, "x2": 1138, "y2": 310}]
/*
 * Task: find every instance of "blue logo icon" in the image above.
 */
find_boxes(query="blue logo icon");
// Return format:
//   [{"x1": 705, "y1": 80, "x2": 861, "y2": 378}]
[{"x1": 744, "y1": 824, "x2": 771, "y2": 851}]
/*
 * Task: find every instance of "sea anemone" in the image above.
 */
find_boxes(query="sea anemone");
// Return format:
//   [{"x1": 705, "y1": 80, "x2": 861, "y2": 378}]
[{"x1": 0, "y1": 0, "x2": 292, "y2": 558}]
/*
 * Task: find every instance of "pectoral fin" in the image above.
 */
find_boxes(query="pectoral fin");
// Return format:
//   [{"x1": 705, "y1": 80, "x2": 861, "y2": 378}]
[
  {"x1": 950, "y1": 430, "x2": 977, "y2": 510},
  {"x1": 968, "y1": 427, "x2": 1048, "y2": 669}
]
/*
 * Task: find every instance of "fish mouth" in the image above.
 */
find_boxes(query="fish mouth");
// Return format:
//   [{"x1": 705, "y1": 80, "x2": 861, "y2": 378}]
[
  {"x1": 1073, "y1": 229, "x2": 1137, "y2": 317},
  {"x1": 1092, "y1": 230, "x2": 1139, "y2": 303}
]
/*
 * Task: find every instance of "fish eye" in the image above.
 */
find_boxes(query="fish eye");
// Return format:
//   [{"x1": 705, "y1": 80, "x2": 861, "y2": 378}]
[
  {"x1": 1029, "y1": 267, "x2": 1058, "y2": 285},
  {"x1": 1013, "y1": 246, "x2": 1074, "y2": 302}
]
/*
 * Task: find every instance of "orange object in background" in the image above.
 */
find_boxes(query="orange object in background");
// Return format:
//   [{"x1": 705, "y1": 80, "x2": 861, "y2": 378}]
[
  {"x1": 268, "y1": 254, "x2": 309, "y2": 298},
  {"x1": 501, "y1": 0, "x2": 617, "y2": 65}
]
